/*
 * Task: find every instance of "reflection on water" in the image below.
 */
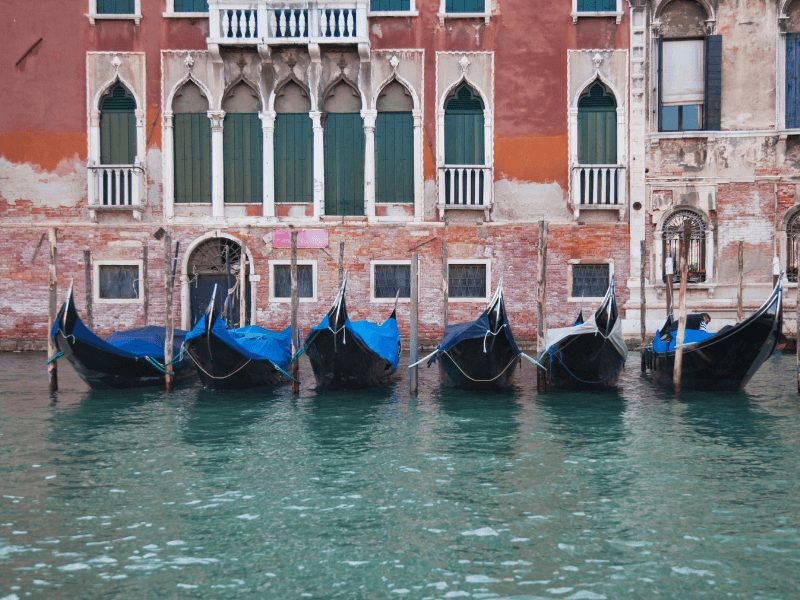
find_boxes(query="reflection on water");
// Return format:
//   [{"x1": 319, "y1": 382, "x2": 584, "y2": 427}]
[{"x1": 0, "y1": 351, "x2": 799, "y2": 598}]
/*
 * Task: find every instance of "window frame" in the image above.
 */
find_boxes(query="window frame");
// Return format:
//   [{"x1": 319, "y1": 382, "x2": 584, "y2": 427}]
[
  {"x1": 447, "y1": 259, "x2": 491, "y2": 302},
  {"x1": 658, "y1": 36, "x2": 706, "y2": 133},
  {"x1": 93, "y1": 260, "x2": 144, "y2": 305},
  {"x1": 88, "y1": 0, "x2": 142, "y2": 24},
  {"x1": 571, "y1": 0, "x2": 623, "y2": 24},
  {"x1": 268, "y1": 260, "x2": 318, "y2": 303},
  {"x1": 163, "y1": 0, "x2": 208, "y2": 18},
  {"x1": 438, "y1": 0, "x2": 490, "y2": 23},
  {"x1": 369, "y1": 0, "x2": 418, "y2": 17},
  {"x1": 370, "y1": 260, "x2": 414, "y2": 303},
  {"x1": 567, "y1": 260, "x2": 613, "y2": 302}
]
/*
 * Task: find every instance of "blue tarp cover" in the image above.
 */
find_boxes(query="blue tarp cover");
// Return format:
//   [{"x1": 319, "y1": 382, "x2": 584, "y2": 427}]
[
  {"x1": 651, "y1": 328, "x2": 713, "y2": 353},
  {"x1": 51, "y1": 316, "x2": 185, "y2": 361},
  {"x1": 309, "y1": 314, "x2": 400, "y2": 370},
  {"x1": 185, "y1": 314, "x2": 292, "y2": 369},
  {"x1": 437, "y1": 310, "x2": 521, "y2": 357}
]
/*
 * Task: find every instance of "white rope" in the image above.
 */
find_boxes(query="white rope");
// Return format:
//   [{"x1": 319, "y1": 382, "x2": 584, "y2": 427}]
[
  {"x1": 408, "y1": 349, "x2": 438, "y2": 369},
  {"x1": 183, "y1": 346, "x2": 254, "y2": 380},
  {"x1": 441, "y1": 349, "x2": 520, "y2": 383},
  {"x1": 482, "y1": 324, "x2": 507, "y2": 353}
]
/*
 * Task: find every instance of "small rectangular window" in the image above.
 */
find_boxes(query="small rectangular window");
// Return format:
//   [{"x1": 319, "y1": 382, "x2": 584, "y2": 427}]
[
  {"x1": 98, "y1": 265, "x2": 140, "y2": 300},
  {"x1": 577, "y1": 0, "x2": 615, "y2": 11},
  {"x1": 374, "y1": 264, "x2": 411, "y2": 299},
  {"x1": 446, "y1": 0, "x2": 485, "y2": 13},
  {"x1": 97, "y1": 0, "x2": 135, "y2": 14},
  {"x1": 371, "y1": 0, "x2": 410, "y2": 11},
  {"x1": 448, "y1": 263, "x2": 487, "y2": 299},
  {"x1": 273, "y1": 265, "x2": 314, "y2": 299},
  {"x1": 174, "y1": 0, "x2": 208, "y2": 12},
  {"x1": 572, "y1": 264, "x2": 610, "y2": 298}
]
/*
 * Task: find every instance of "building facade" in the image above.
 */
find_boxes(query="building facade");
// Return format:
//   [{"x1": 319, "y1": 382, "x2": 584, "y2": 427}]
[{"x1": 0, "y1": 0, "x2": 635, "y2": 349}]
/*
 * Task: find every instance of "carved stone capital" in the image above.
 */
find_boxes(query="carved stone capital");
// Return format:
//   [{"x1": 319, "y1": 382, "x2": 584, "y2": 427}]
[{"x1": 208, "y1": 110, "x2": 226, "y2": 130}]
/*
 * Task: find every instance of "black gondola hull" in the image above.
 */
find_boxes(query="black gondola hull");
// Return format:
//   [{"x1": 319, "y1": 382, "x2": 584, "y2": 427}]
[
  {"x1": 540, "y1": 332, "x2": 626, "y2": 390},
  {"x1": 184, "y1": 334, "x2": 288, "y2": 390},
  {"x1": 437, "y1": 337, "x2": 519, "y2": 390},
  {"x1": 305, "y1": 329, "x2": 396, "y2": 390}
]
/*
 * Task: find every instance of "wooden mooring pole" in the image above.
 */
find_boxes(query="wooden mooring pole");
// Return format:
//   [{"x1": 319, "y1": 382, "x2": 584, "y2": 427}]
[
  {"x1": 83, "y1": 249, "x2": 94, "y2": 330},
  {"x1": 47, "y1": 228, "x2": 58, "y2": 392},
  {"x1": 409, "y1": 251, "x2": 419, "y2": 396},
  {"x1": 737, "y1": 241, "x2": 744, "y2": 322},
  {"x1": 164, "y1": 231, "x2": 174, "y2": 392},
  {"x1": 536, "y1": 220, "x2": 548, "y2": 392},
  {"x1": 290, "y1": 231, "x2": 300, "y2": 395},
  {"x1": 239, "y1": 238, "x2": 247, "y2": 328},
  {"x1": 338, "y1": 241, "x2": 345, "y2": 287},
  {"x1": 672, "y1": 221, "x2": 691, "y2": 394},
  {"x1": 640, "y1": 239, "x2": 646, "y2": 347},
  {"x1": 796, "y1": 240, "x2": 800, "y2": 394},
  {"x1": 441, "y1": 238, "x2": 448, "y2": 328}
]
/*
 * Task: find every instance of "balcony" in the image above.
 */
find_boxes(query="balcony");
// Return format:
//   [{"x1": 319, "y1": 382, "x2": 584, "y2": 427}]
[
  {"x1": 87, "y1": 164, "x2": 145, "y2": 221},
  {"x1": 437, "y1": 165, "x2": 492, "y2": 219},
  {"x1": 207, "y1": 1, "x2": 368, "y2": 51},
  {"x1": 571, "y1": 164, "x2": 626, "y2": 219}
]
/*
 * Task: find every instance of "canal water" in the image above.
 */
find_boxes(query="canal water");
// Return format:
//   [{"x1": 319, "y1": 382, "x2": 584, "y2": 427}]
[{"x1": 1, "y1": 351, "x2": 799, "y2": 599}]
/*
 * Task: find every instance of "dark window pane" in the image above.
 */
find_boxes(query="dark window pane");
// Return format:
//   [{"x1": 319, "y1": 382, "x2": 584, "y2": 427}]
[
  {"x1": 274, "y1": 265, "x2": 313, "y2": 298},
  {"x1": 572, "y1": 264, "x2": 610, "y2": 298},
  {"x1": 99, "y1": 265, "x2": 139, "y2": 299},
  {"x1": 578, "y1": 0, "x2": 616, "y2": 11},
  {"x1": 446, "y1": 0, "x2": 485, "y2": 12},
  {"x1": 448, "y1": 264, "x2": 486, "y2": 298},
  {"x1": 374, "y1": 264, "x2": 411, "y2": 298},
  {"x1": 97, "y1": 0, "x2": 135, "y2": 14},
  {"x1": 660, "y1": 106, "x2": 679, "y2": 132},
  {"x1": 682, "y1": 104, "x2": 702, "y2": 130},
  {"x1": 370, "y1": 0, "x2": 410, "y2": 10},
  {"x1": 175, "y1": 0, "x2": 208, "y2": 11}
]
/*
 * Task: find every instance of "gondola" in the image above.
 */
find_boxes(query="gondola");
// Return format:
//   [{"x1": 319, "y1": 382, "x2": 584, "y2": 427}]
[
  {"x1": 642, "y1": 280, "x2": 783, "y2": 390},
  {"x1": 537, "y1": 282, "x2": 628, "y2": 391},
  {"x1": 303, "y1": 279, "x2": 400, "y2": 389},
  {"x1": 182, "y1": 287, "x2": 293, "y2": 390},
  {"x1": 50, "y1": 285, "x2": 192, "y2": 389},
  {"x1": 417, "y1": 281, "x2": 534, "y2": 390}
]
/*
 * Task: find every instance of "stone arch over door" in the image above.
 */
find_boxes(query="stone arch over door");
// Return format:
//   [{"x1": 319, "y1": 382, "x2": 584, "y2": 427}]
[{"x1": 184, "y1": 235, "x2": 253, "y2": 328}]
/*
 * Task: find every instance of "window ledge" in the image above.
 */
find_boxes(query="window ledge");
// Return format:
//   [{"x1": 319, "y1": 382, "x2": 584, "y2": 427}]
[
  {"x1": 654, "y1": 282, "x2": 718, "y2": 298},
  {"x1": 571, "y1": 11, "x2": 623, "y2": 24},
  {"x1": 162, "y1": 12, "x2": 208, "y2": 18},
  {"x1": 568, "y1": 296, "x2": 605, "y2": 303},
  {"x1": 368, "y1": 11, "x2": 419, "y2": 17},
  {"x1": 87, "y1": 13, "x2": 142, "y2": 25},
  {"x1": 649, "y1": 131, "x2": 714, "y2": 140},
  {"x1": 88, "y1": 205, "x2": 144, "y2": 221},
  {"x1": 438, "y1": 12, "x2": 491, "y2": 24},
  {"x1": 448, "y1": 297, "x2": 490, "y2": 303},
  {"x1": 372, "y1": 297, "x2": 412, "y2": 304}
]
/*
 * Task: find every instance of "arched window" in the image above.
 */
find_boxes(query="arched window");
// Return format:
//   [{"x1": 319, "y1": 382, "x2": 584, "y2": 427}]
[
  {"x1": 223, "y1": 82, "x2": 262, "y2": 204},
  {"x1": 658, "y1": 0, "x2": 720, "y2": 132},
  {"x1": 578, "y1": 81, "x2": 617, "y2": 165},
  {"x1": 187, "y1": 238, "x2": 250, "y2": 327},
  {"x1": 662, "y1": 209, "x2": 707, "y2": 283},
  {"x1": 376, "y1": 80, "x2": 414, "y2": 204},
  {"x1": 173, "y1": 81, "x2": 211, "y2": 203},
  {"x1": 274, "y1": 81, "x2": 313, "y2": 204},
  {"x1": 323, "y1": 79, "x2": 364, "y2": 216},
  {"x1": 444, "y1": 82, "x2": 484, "y2": 166},
  {"x1": 99, "y1": 82, "x2": 136, "y2": 205},
  {"x1": 787, "y1": 211, "x2": 800, "y2": 282}
]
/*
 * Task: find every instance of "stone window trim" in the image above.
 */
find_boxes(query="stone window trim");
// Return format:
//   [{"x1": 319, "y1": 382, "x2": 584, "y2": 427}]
[
  {"x1": 447, "y1": 259, "x2": 491, "y2": 303},
  {"x1": 370, "y1": 260, "x2": 414, "y2": 303},
  {"x1": 268, "y1": 260, "x2": 318, "y2": 303},
  {"x1": 87, "y1": 0, "x2": 142, "y2": 25},
  {"x1": 369, "y1": 0, "x2": 418, "y2": 18},
  {"x1": 567, "y1": 259, "x2": 614, "y2": 302},
  {"x1": 438, "y1": 0, "x2": 491, "y2": 24},
  {"x1": 571, "y1": 0, "x2": 623, "y2": 25},
  {"x1": 93, "y1": 260, "x2": 144, "y2": 304},
  {"x1": 163, "y1": 0, "x2": 208, "y2": 18}
]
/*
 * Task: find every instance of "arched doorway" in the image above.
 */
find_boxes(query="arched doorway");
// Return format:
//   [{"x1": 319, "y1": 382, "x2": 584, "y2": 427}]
[{"x1": 186, "y1": 237, "x2": 251, "y2": 327}]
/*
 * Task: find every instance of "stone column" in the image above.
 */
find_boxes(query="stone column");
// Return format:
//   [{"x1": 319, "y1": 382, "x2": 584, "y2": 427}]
[
  {"x1": 413, "y1": 109, "x2": 423, "y2": 221},
  {"x1": 362, "y1": 109, "x2": 377, "y2": 218},
  {"x1": 261, "y1": 109, "x2": 276, "y2": 218},
  {"x1": 209, "y1": 110, "x2": 226, "y2": 220},
  {"x1": 163, "y1": 112, "x2": 175, "y2": 219},
  {"x1": 310, "y1": 110, "x2": 325, "y2": 217}
]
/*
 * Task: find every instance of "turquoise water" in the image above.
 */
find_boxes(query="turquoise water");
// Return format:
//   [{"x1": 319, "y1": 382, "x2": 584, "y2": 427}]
[{"x1": 1, "y1": 352, "x2": 799, "y2": 599}]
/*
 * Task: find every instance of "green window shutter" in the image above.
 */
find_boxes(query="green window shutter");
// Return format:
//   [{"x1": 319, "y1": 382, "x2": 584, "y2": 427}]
[
  {"x1": 444, "y1": 84, "x2": 484, "y2": 165},
  {"x1": 704, "y1": 35, "x2": 722, "y2": 131},
  {"x1": 174, "y1": 113, "x2": 211, "y2": 203},
  {"x1": 370, "y1": 0, "x2": 410, "y2": 10},
  {"x1": 578, "y1": 83, "x2": 617, "y2": 164},
  {"x1": 174, "y1": 0, "x2": 208, "y2": 11},
  {"x1": 787, "y1": 33, "x2": 800, "y2": 129},
  {"x1": 97, "y1": 0, "x2": 135, "y2": 14},
  {"x1": 375, "y1": 112, "x2": 413, "y2": 203},
  {"x1": 223, "y1": 113, "x2": 263, "y2": 203},
  {"x1": 446, "y1": 0, "x2": 485, "y2": 13},
  {"x1": 274, "y1": 114, "x2": 313, "y2": 203},
  {"x1": 577, "y1": 0, "x2": 615, "y2": 11},
  {"x1": 324, "y1": 113, "x2": 365, "y2": 215},
  {"x1": 100, "y1": 83, "x2": 136, "y2": 164}
]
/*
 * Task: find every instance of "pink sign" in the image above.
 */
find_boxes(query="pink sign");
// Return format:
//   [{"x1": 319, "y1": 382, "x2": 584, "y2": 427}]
[{"x1": 272, "y1": 229, "x2": 329, "y2": 249}]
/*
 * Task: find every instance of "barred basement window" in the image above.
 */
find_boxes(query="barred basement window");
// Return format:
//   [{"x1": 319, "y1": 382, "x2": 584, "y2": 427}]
[
  {"x1": 662, "y1": 209, "x2": 707, "y2": 283},
  {"x1": 787, "y1": 212, "x2": 800, "y2": 282},
  {"x1": 374, "y1": 264, "x2": 411, "y2": 299},
  {"x1": 98, "y1": 264, "x2": 140, "y2": 300},
  {"x1": 448, "y1": 263, "x2": 487, "y2": 299},
  {"x1": 273, "y1": 265, "x2": 314, "y2": 299},
  {"x1": 571, "y1": 264, "x2": 609, "y2": 298}
]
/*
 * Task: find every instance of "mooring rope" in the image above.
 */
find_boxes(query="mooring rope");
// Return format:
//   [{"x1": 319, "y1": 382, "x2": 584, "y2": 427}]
[
  {"x1": 46, "y1": 351, "x2": 64, "y2": 364},
  {"x1": 441, "y1": 349, "x2": 520, "y2": 383},
  {"x1": 482, "y1": 324, "x2": 507, "y2": 353}
]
